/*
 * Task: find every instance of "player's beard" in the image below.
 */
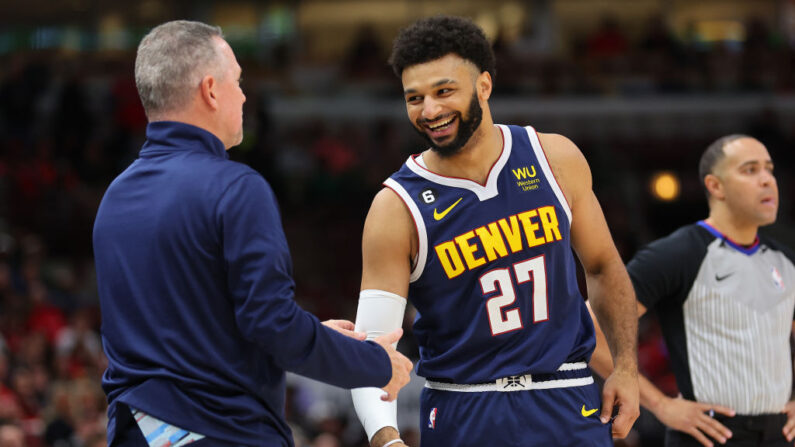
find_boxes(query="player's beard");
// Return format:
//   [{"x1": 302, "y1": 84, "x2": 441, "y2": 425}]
[{"x1": 415, "y1": 92, "x2": 483, "y2": 158}]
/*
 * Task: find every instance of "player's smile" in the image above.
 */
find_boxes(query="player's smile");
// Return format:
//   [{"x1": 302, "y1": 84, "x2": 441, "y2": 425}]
[{"x1": 421, "y1": 113, "x2": 458, "y2": 141}]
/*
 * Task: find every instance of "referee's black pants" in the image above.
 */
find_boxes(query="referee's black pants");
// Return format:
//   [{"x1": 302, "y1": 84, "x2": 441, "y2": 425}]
[{"x1": 665, "y1": 413, "x2": 790, "y2": 447}]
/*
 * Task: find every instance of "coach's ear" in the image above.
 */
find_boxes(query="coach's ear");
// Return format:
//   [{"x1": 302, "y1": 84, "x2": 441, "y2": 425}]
[
  {"x1": 704, "y1": 174, "x2": 725, "y2": 200},
  {"x1": 199, "y1": 75, "x2": 219, "y2": 111}
]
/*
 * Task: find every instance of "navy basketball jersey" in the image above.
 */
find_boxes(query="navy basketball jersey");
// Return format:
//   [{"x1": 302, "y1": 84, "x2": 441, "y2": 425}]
[{"x1": 385, "y1": 124, "x2": 595, "y2": 384}]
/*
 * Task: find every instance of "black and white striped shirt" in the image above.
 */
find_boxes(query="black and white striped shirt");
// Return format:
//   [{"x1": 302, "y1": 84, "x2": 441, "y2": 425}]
[{"x1": 628, "y1": 221, "x2": 795, "y2": 415}]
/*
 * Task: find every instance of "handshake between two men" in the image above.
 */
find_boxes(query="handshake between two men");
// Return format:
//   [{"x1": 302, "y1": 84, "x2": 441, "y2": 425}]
[{"x1": 322, "y1": 319, "x2": 413, "y2": 401}]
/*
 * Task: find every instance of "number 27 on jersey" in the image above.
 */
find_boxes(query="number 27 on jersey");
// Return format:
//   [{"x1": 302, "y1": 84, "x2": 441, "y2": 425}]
[{"x1": 480, "y1": 254, "x2": 548, "y2": 336}]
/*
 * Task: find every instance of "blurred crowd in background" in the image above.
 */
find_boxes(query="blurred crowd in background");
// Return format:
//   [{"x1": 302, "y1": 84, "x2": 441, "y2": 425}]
[{"x1": 1, "y1": 2, "x2": 795, "y2": 446}]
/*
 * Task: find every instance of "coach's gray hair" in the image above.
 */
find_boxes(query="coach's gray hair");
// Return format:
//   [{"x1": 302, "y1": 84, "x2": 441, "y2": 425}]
[
  {"x1": 135, "y1": 20, "x2": 224, "y2": 118},
  {"x1": 699, "y1": 134, "x2": 751, "y2": 198}
]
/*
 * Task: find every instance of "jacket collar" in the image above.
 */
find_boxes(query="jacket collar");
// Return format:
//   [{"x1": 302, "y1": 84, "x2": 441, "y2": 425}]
[{"x1": 140, "y1": 121, "x2": 228, "y2": 159}]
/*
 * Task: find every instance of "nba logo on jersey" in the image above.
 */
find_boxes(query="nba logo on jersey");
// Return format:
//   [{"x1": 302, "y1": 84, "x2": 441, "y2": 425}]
[
  {"x1": 772, "y1": 267, "x2": 785, "y2": 290},
  {"x1": 428, "y1": 407, "x2": 437, "y2": 429}
]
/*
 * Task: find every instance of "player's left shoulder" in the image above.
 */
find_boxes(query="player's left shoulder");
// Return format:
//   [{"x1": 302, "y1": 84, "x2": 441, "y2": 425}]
[
  {"x1": 535, "y1": 132, "x2": 592, "y2": 198},
  {"x1": 536, "y1": 132, "x2": 579, "y2": 154},
  {"x1": 537, "y1": 132, "x2": 588, "y2": 172}
]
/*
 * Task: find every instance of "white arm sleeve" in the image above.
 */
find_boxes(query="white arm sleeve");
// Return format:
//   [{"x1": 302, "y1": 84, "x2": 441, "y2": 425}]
[{"x1": 351, "y1": 289, "x2": 408, "y2": 441}]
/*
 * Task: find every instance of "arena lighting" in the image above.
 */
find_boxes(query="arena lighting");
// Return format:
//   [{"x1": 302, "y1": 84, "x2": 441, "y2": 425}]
[{"x1": 650, "y1": 171, "x2": 681, "y2": 202}]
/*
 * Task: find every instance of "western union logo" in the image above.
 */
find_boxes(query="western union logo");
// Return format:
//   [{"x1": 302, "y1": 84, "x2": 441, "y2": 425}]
[{"x1": 512, "y1": 165, "x2": 536, "y2": 179}]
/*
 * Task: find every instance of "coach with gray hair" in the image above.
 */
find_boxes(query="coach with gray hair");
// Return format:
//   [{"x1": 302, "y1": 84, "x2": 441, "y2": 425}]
[{"x1": 93, "y1": 20, "x2": 412, "y2": 447}]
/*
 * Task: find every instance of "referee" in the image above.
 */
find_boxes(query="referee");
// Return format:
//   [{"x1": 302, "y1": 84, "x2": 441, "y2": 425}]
[{"x1": 590, "y1": 135, "x2": 795, "y2": 447}]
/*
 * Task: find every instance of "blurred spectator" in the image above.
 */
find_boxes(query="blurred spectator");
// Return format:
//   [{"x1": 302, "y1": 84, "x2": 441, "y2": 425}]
[
  {"x1": 638, "y1": 14, "x2": 687, "y2": 93},
  {"x1": 0, "y1": 422, "x2": 25, "y2": 447},
  {"x1": 312, "y1": 125, "x2": 359, "y2": 176},
  {"x1": 344, "y1": 25, "x2": 389, "y2": 80},
  {"x1": 52, "y1": 70, "x2": 92, "y2": 163},
  {"x1": 0, "y1": 57, "x2": 50, "y2": 140},
  {"x1": 9, "y1": 365, "x2": 44, "y2": 442},
  {"x1": 25, "y1": 285, "x2": 67, "y2": 347},
  {"x1": 54, "y1": 310, "x2": 102, "y2": 379},
  {"x1": 0, "y1": 348, "x2": 22, "y2": 423},
  {"x1": 587, "y1": 15, "x2": 629, "y2": 58},
  {"x1": 42, "y1": 382, "x2": 74, "y2": 447},
  {"x1": 741, "y1": 17, "x2": 781, "y2": 91}
]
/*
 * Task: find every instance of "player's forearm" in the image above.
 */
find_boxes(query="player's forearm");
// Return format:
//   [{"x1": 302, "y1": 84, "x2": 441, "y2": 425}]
[
  {"x1": 586, "y1": 302, "x2": 615, "y2": 379},
  {"x1": 370, "y1": 426, "x2": 401, "y2": 447},
  {"x1": 587, "y1": 260, "x2": 638, "y2": 372},
  {"x1": 589, "y1": 305, "x2": 665, "y2": 413}
]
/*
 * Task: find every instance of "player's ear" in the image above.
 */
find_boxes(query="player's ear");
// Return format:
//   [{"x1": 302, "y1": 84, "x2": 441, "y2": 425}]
[
  {"x1": 477, "y1": 71, "x2": 492, "y2": 101},
  {"x1": 704, "y1": 174, "x2": 725, "y2": 200},
  {"x1": 199, "y1": 75, "x2": 218, "y2": 110}
]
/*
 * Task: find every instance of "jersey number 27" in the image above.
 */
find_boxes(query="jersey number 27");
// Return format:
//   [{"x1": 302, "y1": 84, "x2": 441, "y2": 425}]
[{"x1": 479, "y1": 255, "x2": 548, "y2": 336}]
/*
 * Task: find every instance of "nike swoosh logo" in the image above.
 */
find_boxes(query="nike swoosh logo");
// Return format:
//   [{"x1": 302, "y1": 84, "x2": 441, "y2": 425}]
[
  {"x1": 433, "y1": 197, "x2": 463, "y2": 221},
  {"x1": 715, "y1": 273, "x2": 734, "y2": 281},
  {"x1": 581, "y1": 405, "x2": 598, "y2": 417}
]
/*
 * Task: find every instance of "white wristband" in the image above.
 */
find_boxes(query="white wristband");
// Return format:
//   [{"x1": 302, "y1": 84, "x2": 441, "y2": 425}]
[
  {"x1": 351, "y1": 387, "x2": 397, "y2": 440},
  {"x1": 382, "y1": 439, "x2": 404, "y2": 447},
  {"x1": 351, "y1": 289, "x2": 407, "y2": 440},
  {"x1": 354, "y1": 289, "x2": 407, "y2": 343}
]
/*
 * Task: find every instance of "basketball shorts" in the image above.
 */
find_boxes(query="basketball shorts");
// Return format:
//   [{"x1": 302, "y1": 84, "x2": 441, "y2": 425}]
[{"x1": 419, "y1": 365, "x2": 613, "y2": 447}]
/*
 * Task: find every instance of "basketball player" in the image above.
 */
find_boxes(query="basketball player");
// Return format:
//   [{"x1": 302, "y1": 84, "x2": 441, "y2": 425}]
[
  {"x1": 350, "y1": 16, "x2": 640, "y2": 447},
  {"x1": 589, "y1": 135, "x2": 795, "y2": 447}
]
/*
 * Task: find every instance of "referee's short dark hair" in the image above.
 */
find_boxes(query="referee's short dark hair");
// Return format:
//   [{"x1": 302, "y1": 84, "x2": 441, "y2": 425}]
[
  {"x1": 388, "y1": 15, "x2": 496, "y2": 79},
  {"x1": 699, "y1": 134, "x2": 751, "y2": 197}
]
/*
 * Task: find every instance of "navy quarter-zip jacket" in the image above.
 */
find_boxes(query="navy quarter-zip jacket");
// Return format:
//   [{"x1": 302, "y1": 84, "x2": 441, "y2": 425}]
[{"x1": 94, "y1": 121, "x2": 390, "y2": 446}]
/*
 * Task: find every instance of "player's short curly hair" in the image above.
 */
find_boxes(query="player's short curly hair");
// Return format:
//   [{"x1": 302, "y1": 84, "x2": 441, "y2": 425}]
[{"x1": 388, "y1": 15, "x2": 496, "y2": 79}]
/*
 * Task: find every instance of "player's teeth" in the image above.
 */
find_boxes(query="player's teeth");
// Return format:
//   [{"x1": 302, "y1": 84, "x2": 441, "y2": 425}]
[{"x1": 430, "y1": 117, "x2": 453, "y2": 129}]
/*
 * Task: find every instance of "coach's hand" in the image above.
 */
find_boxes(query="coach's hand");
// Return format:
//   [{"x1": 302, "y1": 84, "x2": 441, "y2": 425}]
[
  {"x1": 652, "y1": 396, "x2": 734, "y2": 447},
  {"x1": 373, "y1": 328, "x2": 413, "y2": 402},
  {"x1": 322, "y1": 319, "x2": 367, "y2": 340},
  {"x1": 600, "y1": 366, "x2": 639, "y2": 438}
]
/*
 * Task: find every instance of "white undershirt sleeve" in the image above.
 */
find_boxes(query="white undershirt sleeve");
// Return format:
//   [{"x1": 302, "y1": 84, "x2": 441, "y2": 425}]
[{"x1": 351, "y1": 289, "x2": 408, "y2": 441}]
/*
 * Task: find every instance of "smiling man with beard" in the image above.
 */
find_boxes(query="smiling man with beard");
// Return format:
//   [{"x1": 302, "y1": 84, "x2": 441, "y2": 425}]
[
  {"x1": 350, "y1": 15, "x2": 640, "y2": 447},
  {"x1": 412, "y1": 88, "x2": 482, "y2": 158}
]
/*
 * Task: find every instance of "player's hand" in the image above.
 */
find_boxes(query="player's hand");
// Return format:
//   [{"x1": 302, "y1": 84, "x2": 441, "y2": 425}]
[
  {"x1": 652, "y1": 395, "x2": 735, "y2": 447},
  {"x1": 370, "y1": 427, "x2": 408, "y2": 447},
  {"x1": 373, "y1": 328, "x2": 412, "y2": 402},
  {"x1": 322, "y1": 319, "x2": 366, "y2": 340},
  {"x1": 782, "y1": 400, "x2": 795, "y2": 442},
  {"x1": 600, "y1": 366, "x2": 640, "y2": 438}
]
